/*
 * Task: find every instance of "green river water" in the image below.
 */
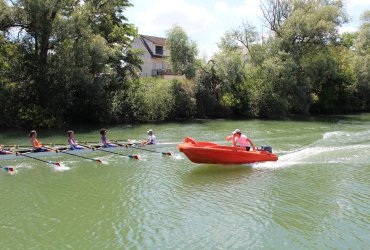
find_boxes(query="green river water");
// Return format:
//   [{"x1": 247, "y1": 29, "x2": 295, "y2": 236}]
[{"x1": 0, "y1": 114, "x2": 369, "y2": 249}]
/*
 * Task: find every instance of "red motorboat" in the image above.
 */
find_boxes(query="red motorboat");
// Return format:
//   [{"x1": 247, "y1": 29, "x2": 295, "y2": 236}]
[{"x1": 178, "y1": 137, "x2": 278, "y2": 164}]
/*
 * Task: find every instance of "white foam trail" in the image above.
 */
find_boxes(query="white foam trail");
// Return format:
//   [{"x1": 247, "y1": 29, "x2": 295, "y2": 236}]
[
  {"x1": 322, "y1": 131, "x2": 350, "y2": 140},
  {"x1": 2, "y1": 163, "x2": 33, "y2": 175},
  {"x1": 101, "y1": 160, "x2": 109, "y2": 165},
  {"x1": 15, "y1": 163, "x2": 33, "y2": 170},
  {"x1": 53, "y1": 163, "x2": 70, "y2": 172},
  {"x1": 9, "y1": 170, "x2": 17, "y2": 175},
  {"x1": 172, "y1": 154, "x2": 185, "y2": 160},
  {"x1": 320, "y1": 130, "x2": 370, "y2": 146},
  {"x1": 96, "y1": 155, "x2": 115, "y2": 165},
  {"x1": 253, "y1": 143, "x2": 370, "y2": 170}
]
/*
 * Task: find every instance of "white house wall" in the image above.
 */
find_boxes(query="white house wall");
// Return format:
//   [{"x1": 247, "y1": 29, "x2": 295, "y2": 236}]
[
  {"x1": 130, "y1": 36, "x2": 169, "y2": 77},
  {"x1": 131, "y1": 37, "x2": 152, "y2": 77}
]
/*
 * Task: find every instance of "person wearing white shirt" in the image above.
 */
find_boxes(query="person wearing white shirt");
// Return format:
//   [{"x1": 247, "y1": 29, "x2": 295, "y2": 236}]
[
  {"x1": 227, "y1": 129, "x2": 255, "y2": 151},
  {"x1": 144, "y1": 129, "x2": 157, "y2": 145}
]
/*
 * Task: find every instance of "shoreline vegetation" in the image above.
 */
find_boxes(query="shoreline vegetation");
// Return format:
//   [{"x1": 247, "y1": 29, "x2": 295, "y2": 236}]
[{"x1": 0, "y1": 1, "x2": 369, "y2": 128}]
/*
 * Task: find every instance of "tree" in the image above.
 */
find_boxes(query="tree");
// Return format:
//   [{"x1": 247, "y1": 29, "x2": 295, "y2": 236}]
[
  {"x1": 260, "y1": 0, "x2": 349, "y2": 114},
  {"x1": 213, "y1": 36, "x2": 249, "y2": 116},
  {"x1": 166, "y1": 25, "x2": 198, "y2": 79},
  {"x1": 353, "y1": 10, "x2": 370, "y2": 111},
  {"x1": 355, "y1": 10, "x2": 370, "y2": 55},
  {"x1": 195, "y1": 60, "x2": 222, "y2": 117},
  {"x1": 231, "y1": 21, "x2": 264, "y2": 68},
  {"x1": 170, "y1": 79, "x2": 196, "y2": 119},
  {"x1": 0, "y1": 0, "x2": 140, "y2": 126},
  {"x1": 261, "y1": 0, "x2": 293, "y2": 37},
  {"x1": 337, "y1": 32, "x2": 358, "y2": 49},
  {"x1": 220, "y1": 0, "x2": 352, "y2": 117}
]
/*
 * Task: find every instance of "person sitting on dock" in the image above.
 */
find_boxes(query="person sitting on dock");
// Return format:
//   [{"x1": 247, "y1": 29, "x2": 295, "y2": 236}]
[
  {"x1": 227, "y1": 129, "x2": 255, "y2": 151},
  {"x1": 67, "y1": 131, "x2": 85, "y2": 150},
  {"x1": 143, "y1": 129, "x2": 157, "y2": 145},
  {"x1": 100, "y1": 128, "x2": 116, "y2": 147},
  {"x1": 0, "y1": 145, "x2": 12, "y2": 155},
  {"x1": 29, "y1": 130, "x2": 49, "y2": 152}
]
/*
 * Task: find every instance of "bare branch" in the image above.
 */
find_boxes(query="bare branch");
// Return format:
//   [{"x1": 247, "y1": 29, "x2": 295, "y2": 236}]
[
  {"x1": 260, "y1": 0, "x2": 292, "y2": 36},
  {"x1": 8, "y1": 0, "x2": 17, "y2": 6},
  {"x1": 232, "y1": 20, "x2": 264, "y2": 68}
]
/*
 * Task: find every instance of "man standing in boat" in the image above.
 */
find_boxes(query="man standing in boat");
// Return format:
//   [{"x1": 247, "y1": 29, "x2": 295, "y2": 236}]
[{"x1": 227, "y1": 129, "x2": 255, "y2": 151}]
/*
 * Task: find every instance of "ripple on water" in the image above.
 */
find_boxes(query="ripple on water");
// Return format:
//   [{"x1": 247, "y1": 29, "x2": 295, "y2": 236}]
[{"x1": 0, "y1": 118, "x2": 369, "y2": 249}]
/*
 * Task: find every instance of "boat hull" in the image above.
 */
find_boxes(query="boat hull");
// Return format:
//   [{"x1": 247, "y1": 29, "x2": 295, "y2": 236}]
[{"x1": 178, "y1": 138, "x2": 278, "y2": 164}]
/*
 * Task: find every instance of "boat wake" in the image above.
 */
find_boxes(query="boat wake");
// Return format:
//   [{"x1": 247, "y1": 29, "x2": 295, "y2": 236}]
[
  {"x1": 15, "y1": 162, "x2": 33, "y2": 170},
  {"x1": 53, "y1": 163, "x2": 70, "y2": 172},
  {"x1": 171, "y1": 153, "x2": 185, "y2": 160},
  {"x1": 253, "y1": 129, "x2": 370, "y2": 170}
]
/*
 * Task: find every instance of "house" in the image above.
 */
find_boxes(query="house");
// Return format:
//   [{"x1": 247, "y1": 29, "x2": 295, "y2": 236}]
[{"x1": 131, "y1": 34, "x2": 182, "y2": 79}]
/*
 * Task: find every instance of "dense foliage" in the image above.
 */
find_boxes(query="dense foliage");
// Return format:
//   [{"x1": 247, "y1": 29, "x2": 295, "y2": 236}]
[
  {"x1": 0, "y1": 0, "x2": 141, "y2": 127},
  {"x1": 197, "y1": 0, "x2": 370, "y2": 118},
  {"x1": 165, "y1": 25, "x2": 198, "y2": 79},
  {"x1": 0, "y1": 0, "x2": 369, "y2": 128}
]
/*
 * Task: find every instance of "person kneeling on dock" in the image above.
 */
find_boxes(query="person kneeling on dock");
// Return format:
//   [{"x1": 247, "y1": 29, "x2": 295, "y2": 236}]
[
  {"x1": 29, "y1": 130, "x2": 50, "y2": 152},
  {"x1": 68, "y1": 130, "x2": 85, "y2": 150},
  {"x1": 100, "y1": 128, "x2": 116, "y2": 148}
]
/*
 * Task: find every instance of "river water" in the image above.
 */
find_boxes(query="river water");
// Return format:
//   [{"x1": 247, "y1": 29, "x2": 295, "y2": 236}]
[{"x1": 0, "y1": 114, "x2": 369, "y2": 249}]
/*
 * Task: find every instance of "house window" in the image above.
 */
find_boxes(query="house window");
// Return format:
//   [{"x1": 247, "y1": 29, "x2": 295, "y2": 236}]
[{"x1": 155, "y1": 46, "x2": 163, "y2": 55}]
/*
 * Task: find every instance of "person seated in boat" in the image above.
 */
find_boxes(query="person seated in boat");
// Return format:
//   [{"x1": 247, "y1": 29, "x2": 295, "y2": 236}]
[
  {"x1": 29, "y1": 130, "x2": 49, "y2": 152},
  {"x1": 227, "y1": 129, "x2": 255, "y2": 151},
  {"x1": 0, "y1": 145, "x2": 12, "y2": 154},
  {"x1": 100, "y1": 128, "x2": 116, "y2": 147},
  {"x1": 67, "y1": 130, "x2": 85, "y2": 150},
  {"x1": 142, "y1": 129, "x2": 157, "y2": 145}
]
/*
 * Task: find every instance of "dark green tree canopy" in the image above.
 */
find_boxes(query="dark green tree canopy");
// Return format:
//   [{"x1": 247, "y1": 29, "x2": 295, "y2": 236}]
[
  {"x1": 0, "y1": 0, "x2": 369, "y2": 127},
  {"x1": 0, "y1": 0, "x2": 141, "y2": 127}
]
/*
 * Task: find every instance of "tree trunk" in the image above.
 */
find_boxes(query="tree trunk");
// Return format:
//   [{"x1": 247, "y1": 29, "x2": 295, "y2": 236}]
[{"x1": 37, "y1": 2, "x2": 60, "y2": 105}]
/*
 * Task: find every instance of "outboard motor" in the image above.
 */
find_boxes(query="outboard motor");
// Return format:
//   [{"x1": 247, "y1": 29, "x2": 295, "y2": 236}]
[{"x1": 258, "y1": 145, "x2": 273, "y2": 153}]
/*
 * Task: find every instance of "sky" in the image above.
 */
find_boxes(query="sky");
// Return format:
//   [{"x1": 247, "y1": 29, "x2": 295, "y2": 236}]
[{"x1": 125, "y1": 0, "x2": 370, "y2": 58}]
